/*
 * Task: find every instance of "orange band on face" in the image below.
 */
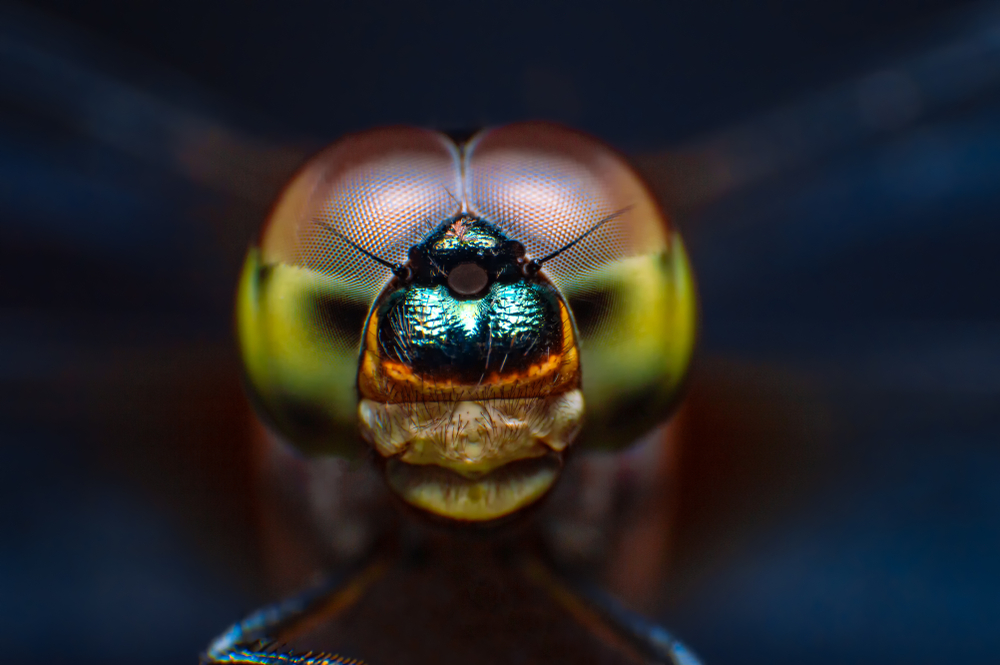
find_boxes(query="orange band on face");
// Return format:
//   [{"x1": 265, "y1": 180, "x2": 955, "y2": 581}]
[{"x1": 357, "y1": 298, "x2": 580, "y2": 403}]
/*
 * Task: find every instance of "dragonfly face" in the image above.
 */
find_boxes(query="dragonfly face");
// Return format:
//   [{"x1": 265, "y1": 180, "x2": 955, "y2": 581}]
[
  {"x1": 358, "y1": 215, "x2": 584, "y2": 520},
  {"x1": 237, "y1": 122, "x2": 696, "y2": 522}
]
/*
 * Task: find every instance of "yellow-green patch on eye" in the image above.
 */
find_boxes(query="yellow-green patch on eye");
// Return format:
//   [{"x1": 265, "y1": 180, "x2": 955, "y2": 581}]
[
  {"x1": 566, "y1": 232, "x2": 696, "y2": 451},
  {"x1": 237, "y1": 248, "x2": 369, "y2": 456}
]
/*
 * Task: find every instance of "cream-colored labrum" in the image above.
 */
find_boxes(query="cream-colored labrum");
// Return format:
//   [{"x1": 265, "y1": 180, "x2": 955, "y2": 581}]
[{"x1": 359, "y1": 392, "x2": 583, "y2": 520}]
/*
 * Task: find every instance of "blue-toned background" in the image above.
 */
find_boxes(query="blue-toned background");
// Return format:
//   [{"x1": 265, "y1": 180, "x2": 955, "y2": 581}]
[{"x1": 1, "y1": 1, "x2": 997, "y2": 663}]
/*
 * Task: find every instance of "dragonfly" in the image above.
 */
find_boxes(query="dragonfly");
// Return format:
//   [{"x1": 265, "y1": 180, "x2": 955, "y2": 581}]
[
  {"x1": 203, "y1": 123, "x2": 701, "y2": 664},
  {"x1": 5, "y1": 3, "x2": 999, "y2": 663}
]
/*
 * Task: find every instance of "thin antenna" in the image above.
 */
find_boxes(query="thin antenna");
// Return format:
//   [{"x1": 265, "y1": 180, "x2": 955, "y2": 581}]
[
  {"x1": 534, "y1": 205, "x2": 633, "y2": 266},
  {"x1": 319, "y1": 222, "x2": 407, "y2": 277}
]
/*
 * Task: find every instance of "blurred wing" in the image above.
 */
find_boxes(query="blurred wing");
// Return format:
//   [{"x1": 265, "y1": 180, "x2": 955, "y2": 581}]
[
  {"x1": 631, "y1": 4, "x2": 1000, "y2": 663},
  {"x1": 0, "y1": 5, "x2": 309, "y2": 663}
]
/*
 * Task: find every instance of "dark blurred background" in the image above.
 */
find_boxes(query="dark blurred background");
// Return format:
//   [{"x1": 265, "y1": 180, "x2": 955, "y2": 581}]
[{"x1": 2, "y1": 1, "x2": 998, "y2": 663}]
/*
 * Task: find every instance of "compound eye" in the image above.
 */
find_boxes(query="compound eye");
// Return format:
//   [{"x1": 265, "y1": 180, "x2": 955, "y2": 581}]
[
  {"x1": 237, "y1": 127, "x2": 462, "y2": 457},
  {"x1": 447, "y1": 262, "x2": 489, "y2": 297},
  {"x1": 466, "y1": 123, "x2": 697, "y2": 451}
]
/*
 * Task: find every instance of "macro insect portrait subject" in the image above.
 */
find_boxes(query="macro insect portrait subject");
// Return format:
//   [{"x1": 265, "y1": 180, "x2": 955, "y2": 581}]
[
  {"x1": 8, "y1": 2, "x2": 999, "y2": 664},
  {"x1": 206, "y1": 123, "x2": 698, "y2": 664}
]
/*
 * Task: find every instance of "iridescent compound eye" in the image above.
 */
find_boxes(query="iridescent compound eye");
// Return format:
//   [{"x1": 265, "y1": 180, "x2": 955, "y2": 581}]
[{"x1": 237, "y1": 123, "x2": 696, "y2": 522}]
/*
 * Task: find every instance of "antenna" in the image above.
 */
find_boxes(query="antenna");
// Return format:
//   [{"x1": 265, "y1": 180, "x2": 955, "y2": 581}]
[
  {"x1": 319, "y1": 222, "x2": 409, "y2": 279},
  {"x1": 523, "y1": 206, "x2": 632, "y2": 275}
]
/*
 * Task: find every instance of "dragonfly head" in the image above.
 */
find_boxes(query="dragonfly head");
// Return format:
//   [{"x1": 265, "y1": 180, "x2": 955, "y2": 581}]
[{"x1": 236, "y1": 123, "x2": 696, "y2": 526}]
